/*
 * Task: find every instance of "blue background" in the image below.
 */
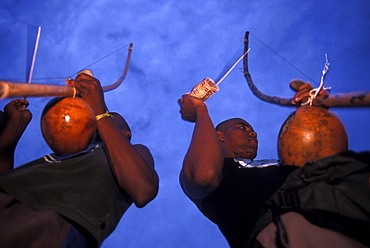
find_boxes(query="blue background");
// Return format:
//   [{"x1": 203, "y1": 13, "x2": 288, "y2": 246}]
[{"x1": 1, "y1": 0, "x2": 369, "y2": 247}]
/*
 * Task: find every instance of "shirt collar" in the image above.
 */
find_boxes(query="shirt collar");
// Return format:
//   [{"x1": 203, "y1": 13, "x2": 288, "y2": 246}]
[
  {"x1": 43, "y1": 143, "x2": 102, "y2": 163},
  {"x1": 234, "y1": 158, "x2": 280, "y2": 168}
]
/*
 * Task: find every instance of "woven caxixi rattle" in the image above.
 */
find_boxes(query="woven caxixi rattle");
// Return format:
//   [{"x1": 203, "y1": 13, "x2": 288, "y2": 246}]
[{"x1": 189, "y1": 48, "x2": 250, "y2": 101}]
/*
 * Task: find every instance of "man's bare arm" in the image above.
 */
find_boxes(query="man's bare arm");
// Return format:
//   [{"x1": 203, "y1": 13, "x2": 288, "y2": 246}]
[
  {"x1": 0, "y1": 99, "x2": 32, "y2": 173},
  {"x1": 179, "y1": 94, "x2": 224, "y2": 199},
  {"x1": 67, "y1": 74, "x2": 158, "y2": 207}
]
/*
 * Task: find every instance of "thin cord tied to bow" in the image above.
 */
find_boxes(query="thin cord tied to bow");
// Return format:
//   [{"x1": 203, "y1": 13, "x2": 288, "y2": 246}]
[{"x1": 302, "y1": 54, "x2": 332, "y2": 106}]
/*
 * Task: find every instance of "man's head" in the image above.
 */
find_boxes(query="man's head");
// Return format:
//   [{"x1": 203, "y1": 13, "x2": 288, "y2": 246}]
[{"x1": 216, "y1": 118, "x2": 258, "y2": 159}]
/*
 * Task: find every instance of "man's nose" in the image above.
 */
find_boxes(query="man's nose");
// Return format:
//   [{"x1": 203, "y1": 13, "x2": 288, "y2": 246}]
[{"x1": 249, "y1": 131, "x2": 257, "y2": 138}]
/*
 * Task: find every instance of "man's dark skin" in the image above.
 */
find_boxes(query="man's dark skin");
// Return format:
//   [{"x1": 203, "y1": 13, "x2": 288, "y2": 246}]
[
  {"x1": 178, "y1": 82, "x2": 316, "y2": 200},
  {"x1": 0, "y1": 73, "x2": 159, "y2": 247},
  {"x1": 178, "y1": 82, "x2": 328, "y2": 248},
  {"x1": 0, "y1": 99, "x2": 32, "y2": 173},
  {"x1": 66, "y1": 73, "x2": 159, "y2": 207}
]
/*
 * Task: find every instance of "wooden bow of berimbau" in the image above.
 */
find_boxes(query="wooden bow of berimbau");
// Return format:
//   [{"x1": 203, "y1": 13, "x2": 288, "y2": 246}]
[
  {"x1": 243, "y1": 31, "x2": 370, "y2": 107},
  {"x1": 0, "y1": 43, "x2": 133, "y2": 99},
  {"x1": 243, "y1": 31, "x2": 370, "y2": 166}
]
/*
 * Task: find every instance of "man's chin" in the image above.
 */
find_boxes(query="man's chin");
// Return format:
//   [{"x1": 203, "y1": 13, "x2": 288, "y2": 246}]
[{"x1": 235, "y1": 151, "x2": 257, "y2": 160}]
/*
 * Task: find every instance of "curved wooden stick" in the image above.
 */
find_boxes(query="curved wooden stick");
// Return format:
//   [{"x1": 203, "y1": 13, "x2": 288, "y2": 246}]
[
  {"x1": 0, "y1": 43, "x2": 133, "y2": 99},
  {"x1": 243, "y1": 31, "x2": 370, "y2": 107},
  {"x1": 102, "y1": 43, "x2": 133, "y2": 92},
  {"x1": 243, "y1": 32, "x2": 294, "y2": 106}
]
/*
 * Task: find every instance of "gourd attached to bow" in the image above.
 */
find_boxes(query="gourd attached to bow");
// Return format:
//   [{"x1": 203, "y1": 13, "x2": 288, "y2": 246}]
[
  {"x1": 40, "y1": 44, "x2": 133, "y2": 155},
  {"x1": 243, "y1": 32, "x2": 369, "y2": 166}
]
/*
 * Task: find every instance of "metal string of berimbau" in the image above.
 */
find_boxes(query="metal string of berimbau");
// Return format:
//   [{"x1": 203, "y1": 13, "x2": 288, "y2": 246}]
[
  {"x1": 0, "y1": 26, "x2": 133, "y2": 100},
  {"x1": 241, "y1": 31, "x2": 370, "y2": 166}
]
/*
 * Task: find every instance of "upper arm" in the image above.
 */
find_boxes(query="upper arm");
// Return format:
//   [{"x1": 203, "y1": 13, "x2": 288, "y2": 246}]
[
  {"x1": 179, "y1": 167, "x2": 222, "y2": 200},
  {"x1": 133, "y1": 144, "x2": 154, "y2": 169}
]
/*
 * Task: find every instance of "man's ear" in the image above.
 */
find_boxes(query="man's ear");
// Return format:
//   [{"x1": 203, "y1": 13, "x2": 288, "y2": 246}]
[
  {"x1": 216, "y1": 131, "x2": 225, "y2": 142},
  {"x1": 123, "y1": 130, "x2": 132, "y2": 141}
]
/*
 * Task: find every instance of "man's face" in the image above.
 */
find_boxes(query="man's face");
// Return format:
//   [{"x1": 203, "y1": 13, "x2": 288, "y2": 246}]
[{"x1": 217, "y1": 118, "x2": 258, "y2": 159}]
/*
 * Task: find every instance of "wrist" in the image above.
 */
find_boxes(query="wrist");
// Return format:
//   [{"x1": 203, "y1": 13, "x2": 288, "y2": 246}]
[
  {"x1": 6, "y1": 115, "x2": 30, "y2": 126},
  {"x1": 96, "y1": 111, "x2": 112, "y2": 121},
  {"x1": 195, "y1": 104, "x2": 208, "y2": 114}
]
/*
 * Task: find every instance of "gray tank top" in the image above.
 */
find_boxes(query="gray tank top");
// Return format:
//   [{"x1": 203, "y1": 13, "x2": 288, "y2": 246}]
[{"x1": 0, "y1": 144, "x2": 132, "y2": 246}]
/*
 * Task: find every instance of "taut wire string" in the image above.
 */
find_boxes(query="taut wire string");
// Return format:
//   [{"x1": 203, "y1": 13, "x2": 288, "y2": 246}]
[{"x1": 248, "y1": 32, "x2": 317, "y2": 84}]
